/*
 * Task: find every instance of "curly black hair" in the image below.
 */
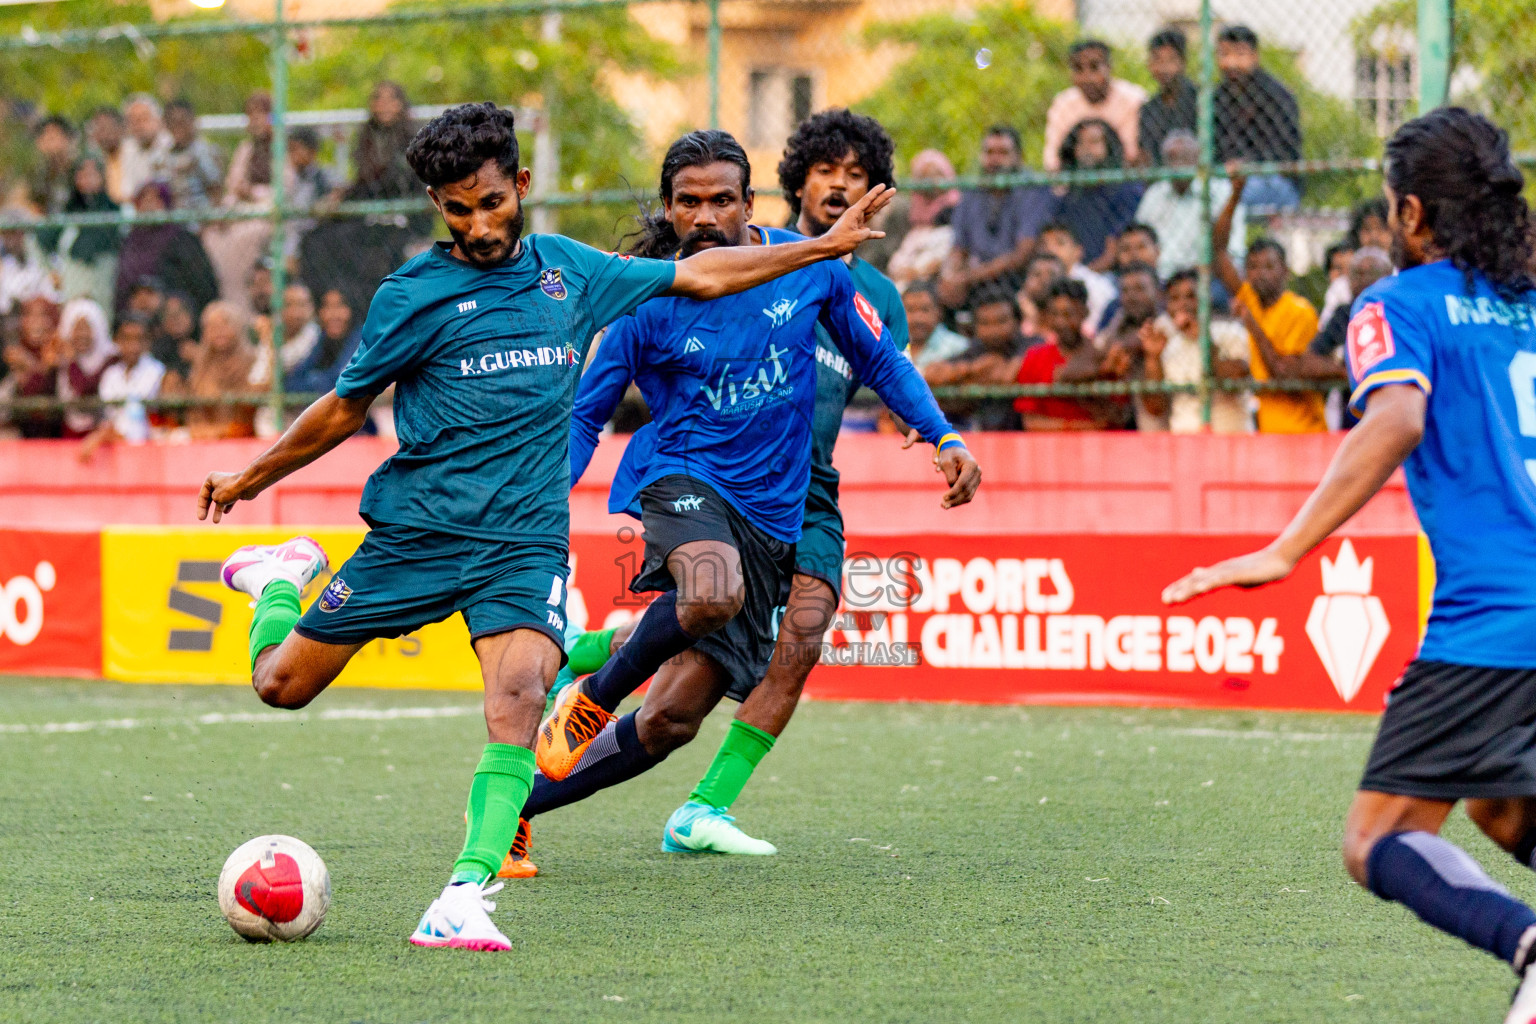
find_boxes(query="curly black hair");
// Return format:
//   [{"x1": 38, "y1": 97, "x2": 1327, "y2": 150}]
[
  {"x1": 777, "y1": 108, "x2": 895, "y2": 218},
  {"x1": 1386, "y1": 108, "x2": 1534, "y2": 299},
  {"x1": 404, "y1": 102, "x2": 519, "y2": 189}
]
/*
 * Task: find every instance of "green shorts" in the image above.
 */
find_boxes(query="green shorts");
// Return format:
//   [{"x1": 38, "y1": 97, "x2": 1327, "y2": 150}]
[
  {"x1": 794, "y1": 474, "x2": 845, "y2": 596},
  {"x1": 293, "y1": 520, "x2": 570, "y2": 658}
]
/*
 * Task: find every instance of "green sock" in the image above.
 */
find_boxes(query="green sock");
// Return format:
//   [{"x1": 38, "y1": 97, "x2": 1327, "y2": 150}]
[
  {"x1": 450, "y1": 743, "x2": 536, "y2": 885},
  {"x1": 689, "y1": 719, "x2": 776, "y2": 811},
  {"x1": 248, "y1": 580, "x2": 301, "y2": 671},
  {"x1": 567, "y1": 627, "x2": 618, "y2": 677}
]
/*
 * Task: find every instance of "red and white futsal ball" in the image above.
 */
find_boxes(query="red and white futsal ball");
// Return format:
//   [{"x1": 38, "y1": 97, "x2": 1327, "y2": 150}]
[{"x1": 218, "y1": 835, "x2": 330, "y2": 942}]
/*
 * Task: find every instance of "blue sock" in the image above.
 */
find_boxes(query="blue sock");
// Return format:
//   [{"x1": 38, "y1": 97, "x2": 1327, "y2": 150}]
[
  {"x1": 521, "y1": 713, "x2": 664, "y2": 820},
  {"x1": 583, "y1": 592, "x2": 696, "y2": 713},
  {"x1": 1368, "y1": 831, "x2": 1536, "y2": 967}
]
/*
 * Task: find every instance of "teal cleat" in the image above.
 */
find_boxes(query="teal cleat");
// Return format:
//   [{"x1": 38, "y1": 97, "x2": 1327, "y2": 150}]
[{"x1": 661, "y1": 800, "x2": 777, "y2": 856}]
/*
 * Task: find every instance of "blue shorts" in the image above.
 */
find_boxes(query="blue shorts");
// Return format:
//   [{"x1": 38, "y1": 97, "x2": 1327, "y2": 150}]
[
  {"x1": 794, "y1": 475, "x2": 845, "y2": 595},
  {"x1": 293, "y1": 520, "x2": 570, "y2": 656}
]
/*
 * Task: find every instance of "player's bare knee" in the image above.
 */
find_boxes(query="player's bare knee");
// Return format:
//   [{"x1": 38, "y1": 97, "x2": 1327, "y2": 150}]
[
  {"x1": 1341, "y1": 824, "x2": 1388, "y2": 888},
  {"x1": 781, "y1": 594, "x2": 834, "y2": 643},
  {"x1": 484, "y1": 673, "x2": 545, "y2": 721},
  {"x1": 676, "y1": 590, "x2": 743, "y2": 635},
  {"x1": 1467, "y1": 799, "x2": 1526, "y2": 851},
  {"x1": 636, "y1": 701, "x2": 702, "y2": 754},
  {"x1": 253, "y1": 665, "x2": 312, "y2": 710}
]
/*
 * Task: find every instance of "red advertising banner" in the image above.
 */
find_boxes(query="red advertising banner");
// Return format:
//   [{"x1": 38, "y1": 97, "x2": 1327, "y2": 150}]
[
  {"x1": 569, "y1": 532, "x2": 1420, "y2": 712},
  {"x1": 0, "y1": 529, "x2": 101, "y2": 676}
]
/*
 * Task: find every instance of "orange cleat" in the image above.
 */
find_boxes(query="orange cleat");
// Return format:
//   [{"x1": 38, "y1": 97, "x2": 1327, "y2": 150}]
[
  {"x1": 497, "y1": 818, "x2": 538, "y2": 879},
  {"x1": 535, "y1": 685, "x2": 614, "y2": 781}
]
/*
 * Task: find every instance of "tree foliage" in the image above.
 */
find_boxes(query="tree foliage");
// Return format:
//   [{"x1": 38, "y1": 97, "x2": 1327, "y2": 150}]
[
  {"x1": 857, "y1": 0, "x2": 1378, "y2": 202},
  {"x1": 1355, "y1": 0, "x2": 1536, "y2": 150},
  {"x1": 857, "y1": 2, "x2": 1133, "y2": 174},
  {"x1": 295, "y1": 0, "x2": 688, "y2": 242},
  {"x1": 0, "y1": 1, "x2": 270, "y2": 118},
  {"x1": 0, "y1": 0, "x2": 686, "y2": 245}
]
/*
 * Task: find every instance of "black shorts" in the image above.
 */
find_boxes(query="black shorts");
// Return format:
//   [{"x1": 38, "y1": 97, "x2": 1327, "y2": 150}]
[
  {"x1": 1361, "y1": 659, "x2": 1536, "y2": 800},
  {"x1": 632, "y1": 475, "x2": 794, "y2": 702}
]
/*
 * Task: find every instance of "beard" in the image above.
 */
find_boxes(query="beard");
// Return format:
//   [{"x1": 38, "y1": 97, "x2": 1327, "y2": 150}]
[
  {"x1": 1389, "y1": 228, "x2": 1416, "y2": 271},
  {"x1": 678, "y1": 226, "x2": 732, "y2": 257},
  {"x1": 449, "y1": 205, "x2": 525, "y2": 267}
]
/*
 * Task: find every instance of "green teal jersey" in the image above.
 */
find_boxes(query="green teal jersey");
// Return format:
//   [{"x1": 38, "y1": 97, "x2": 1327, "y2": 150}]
[
  {"x1": 335, "y1": 236, "x2": 675, "y2": 541},
  {"x1": 809, "y1": 252, "x2": 910, "y2": 492}
]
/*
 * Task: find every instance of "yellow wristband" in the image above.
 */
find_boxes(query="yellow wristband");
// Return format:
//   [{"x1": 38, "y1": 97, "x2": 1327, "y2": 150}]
[{"x1": 937, "y1": 432, "x2": 964, "y2": 452}]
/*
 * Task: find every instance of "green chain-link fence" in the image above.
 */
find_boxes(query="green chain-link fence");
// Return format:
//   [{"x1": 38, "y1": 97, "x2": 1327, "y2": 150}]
[{"x1": 0, "y1": 0, "x2": 1518, "y2": 441}]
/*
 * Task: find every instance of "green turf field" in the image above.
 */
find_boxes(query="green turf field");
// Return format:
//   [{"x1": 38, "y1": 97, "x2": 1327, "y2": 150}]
[{"x1": 0, "y1": 676, "x2": 1519, "y2": 1022}]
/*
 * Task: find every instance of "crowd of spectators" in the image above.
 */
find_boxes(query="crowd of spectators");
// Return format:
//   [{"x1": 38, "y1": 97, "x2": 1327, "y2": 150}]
[
  {"x1": 0, "y1": 25, "x2": 1370, "y2": 445},
  {"x1": 856, "y1": 23, "x2": 1381, "y2": 436},
  {"x1": 0, "y1": 82, "x2": 415, "y2": 450}
]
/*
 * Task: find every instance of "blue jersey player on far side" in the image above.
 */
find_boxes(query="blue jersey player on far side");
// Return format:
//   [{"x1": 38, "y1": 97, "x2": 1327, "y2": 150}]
[
  {"x1": 525, "y1": 129, "x2": 979, "y2": 848},
  {"x1": 653, "y1": 109, "x2": 927, "y2": 855},
  {"x1": 1165, "y1": 108, "x2": 1536, "y2": 1022},
  {"x1": 194, "y1": 103, "x2": 900, "y2": 953}
]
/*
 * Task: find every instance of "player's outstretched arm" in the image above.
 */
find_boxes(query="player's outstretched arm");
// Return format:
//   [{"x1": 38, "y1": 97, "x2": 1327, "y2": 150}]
[
  {"x1": 1162, "y1": 383, "x2": 1425, "y2": 604},
  {"x1": 569, "y1": 320, "x2": 641, "y2": 487},
  {"x1": 666, "y1": 185, "x2": 896, "y2": 301},
  {"x1": 197, "y1": 391, "x2": 374, "y2": 523},
  {"x1": 820, "y1": 273, "x2": 981, "y2": 509}
]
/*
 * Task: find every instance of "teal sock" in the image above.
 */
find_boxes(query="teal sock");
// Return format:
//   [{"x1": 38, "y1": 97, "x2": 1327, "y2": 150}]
[
  {"x1": 450, "y1": 744, "x2": 536, "y2": 885},
  {"x1": 689, "y1": 719, "x2": 776, "y2": 811},
  {"x1": 248, "y1": 580, "x2": 300, "y2": 671}
]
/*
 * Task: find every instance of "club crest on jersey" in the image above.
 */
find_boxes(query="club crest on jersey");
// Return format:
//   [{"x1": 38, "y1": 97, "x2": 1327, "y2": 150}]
[
  {"x1": 1346, "y1": 301, "x2": 1394, "y2": 380},
  {"x1": 317, "y1": 576, "x2": 352, "y2": 613},
  {"x1": 853, "y1": 291, "x2": 884, "y2": 341},
  {"x1": 539, "y1": 268, "x2": 568, "y2": 301},
  {"x1": 763, "y1": 297, "x2": 798, "y2": 327}
]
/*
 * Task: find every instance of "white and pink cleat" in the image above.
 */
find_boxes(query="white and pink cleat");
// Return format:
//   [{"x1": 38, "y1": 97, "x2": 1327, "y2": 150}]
[
  {"x1": 221, "y1": 536, "x2": 330, "y2": 599},
  {"x1": 409, "y1": 881, "x2": 513, "y2": 951}
]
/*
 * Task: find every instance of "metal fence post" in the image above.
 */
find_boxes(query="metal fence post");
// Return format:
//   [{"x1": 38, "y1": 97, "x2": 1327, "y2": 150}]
[
  {"x1": 532, "y1": 10, "x2": 562, "y2": 235},
  {"x1": 1195, "y1": 0, "x2": 1215, "y2": 428},
  {"x1": 266, "y1": 0, "x2": 290, "y2": 432},
  {"x1": 707, "y1": 0, "x2": 721, "y2": 130},
  {"x1": 1417, "y1": 0, "x2": 1452, "y2": 110}
]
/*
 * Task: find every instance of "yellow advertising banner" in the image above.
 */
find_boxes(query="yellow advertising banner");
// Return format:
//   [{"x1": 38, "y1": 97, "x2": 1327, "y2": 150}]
[{"x1": 101, "y1": 527, "x2": 483, "y2": 690}]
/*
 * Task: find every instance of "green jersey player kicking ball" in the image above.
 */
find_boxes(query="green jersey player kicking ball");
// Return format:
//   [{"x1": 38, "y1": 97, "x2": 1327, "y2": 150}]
[{"x1": 196, "y1": 103, "x2": 895, "y2": 952}]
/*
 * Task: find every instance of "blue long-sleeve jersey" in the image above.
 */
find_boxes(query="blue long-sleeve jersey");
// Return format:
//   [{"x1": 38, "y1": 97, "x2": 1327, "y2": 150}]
[{"x1": 569, "y1": 237, "x2": 956, "y2": 543}]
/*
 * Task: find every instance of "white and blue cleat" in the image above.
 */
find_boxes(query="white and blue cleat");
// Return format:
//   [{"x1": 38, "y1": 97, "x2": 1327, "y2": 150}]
[
  {"x1": 661, "y1": 800, "x2": 777, "y2": 856},
  {"x1": 408, "y1": 881, "x2": 512, "y2": 951}
]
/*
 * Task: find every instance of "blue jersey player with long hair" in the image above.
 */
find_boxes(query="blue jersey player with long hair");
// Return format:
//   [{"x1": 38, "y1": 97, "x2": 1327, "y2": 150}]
[
  {"x1": 195, "y1": 103, "x2": 899, "y2": 952},
  {"x1": 521, "y1": 128, "x2": 979, "y2": 855},
  {"x1": 653, "y1": 109, "x2": 928, "y2": 855},
  {"x1": 1165, "y1": 108, "x2": 1536, "y2": 1022}
]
